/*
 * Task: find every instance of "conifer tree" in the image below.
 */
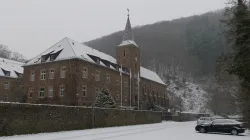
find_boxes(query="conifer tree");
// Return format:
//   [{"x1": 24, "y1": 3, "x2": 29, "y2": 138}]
[
  {"x1": 94, "y1": 88, "x2": 116, "y2": 108},
  {"x1": 224, "y1": 0, "x2": 250, "y2": 126}
]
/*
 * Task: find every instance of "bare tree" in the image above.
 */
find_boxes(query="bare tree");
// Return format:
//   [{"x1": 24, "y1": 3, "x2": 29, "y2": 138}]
[
  {"x1": 0, "y1": 45, "x2": 11, "y2": 59},
  {"x1": 11, "y1": 52, "x2": 25, "y2": 62}
]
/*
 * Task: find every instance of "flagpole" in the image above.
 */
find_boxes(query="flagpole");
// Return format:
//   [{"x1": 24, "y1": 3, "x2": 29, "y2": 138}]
[
  {"x1": 138, "y1": 73, "x2": 140, "y2": 110},
  {"x1": 130, "y1": 68, "x2": 132, "y2": 109},
  {"x1": 120, "y1": 65, "x2": 123, "y2": 107}
]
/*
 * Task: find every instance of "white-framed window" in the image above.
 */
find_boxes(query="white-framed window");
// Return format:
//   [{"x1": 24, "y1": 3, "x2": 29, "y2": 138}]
[
  {"x1": 29, "y1": 88, "x2": 34, "y2": 98},
  {"x1": 60, "y1": 66, "x2": 66, "y2": 78},
  {"x1": 60, "y1": 86, "x2": 65, "y2": 97},
  {"x1": 106, "y1": 74, "x2": 111, "y2": 83},
  {"x1": 95, "y1": 71, "x2": 100, "y2": 81},
  {"x1": 30, "y1": 71, "x2": 35, "y2": 81},
  {"x1": 82, "y1": 85, "x2": 87, "y2": 97},
  {"x1": 49, "y1": 69, "x2": 55, "y2": 79},
  {"x1": 4, "y1": 82, "x2": 9, "y2": 89},
  {"x1": 82, "y1": 67, "x2": 88, "y2": 78},
  {"x1": 39, "y1": 88, "x2": 45, "y2": 98},
  {"x1": 48, "y1": 87, "x2": 53, "y2": 97},
  {"x1": 40, "y1": 70, "x2": 46, "y2": 80}
]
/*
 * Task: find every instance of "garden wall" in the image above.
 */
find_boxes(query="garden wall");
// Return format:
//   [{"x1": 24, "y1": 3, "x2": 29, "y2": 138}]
[
  {"x1": 171, "y1": 112, "x2": 210, "y2": 122},
  {"x1": 0, "y1": 103, "x2": 162, "y2": 136}
]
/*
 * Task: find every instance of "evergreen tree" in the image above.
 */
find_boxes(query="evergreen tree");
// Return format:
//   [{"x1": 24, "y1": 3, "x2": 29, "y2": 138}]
[
  {"x1": 94, "y1": 88, "x2": 116, "y2": 108},
  {"x1": 224, "y1": 0, "x2": 250, "y2": 126}
]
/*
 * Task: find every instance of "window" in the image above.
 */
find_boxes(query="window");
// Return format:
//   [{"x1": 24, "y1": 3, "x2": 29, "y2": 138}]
[
  {"x1": 116, "y1": 77, "x2": 119, "y2": 85},
  {"x1": 41, "y1": 56, "x2": 46, "y2": 62},
  {"x1": 49, "y1": 87, "x2": 53, "y2": 97},
  {"x1": 95, "y1": 71, "x2": 100, "y2": 81},
  {"x1": 49, "y1": 69, "x2": 55, "y2": 79},
  {"x1": 50, "y1": 54, "x2": 56, "y2": 61},
  {"x1": 143, "y1": 85, "x2": 146, "y2": 94},
  {"x1": 96, "y1": 59, "x2": 100, "y2": 64},
  {"x1": 116, "y1": 91, "x2": 120, "y2": 101},
  {"x1": 60, "y1": 86, "x2": 65, "y2": 97},
  {"x1": 106, "y1": 74, "x2": 111, "y2": 83},
  {"x1": 82, "y1": 85, "x2": 87, "y2": 97},
  {"x1": 29, "y1": 88, "x2": 33, "y2": 98},
  {"x1": 124, "y1": 93, "x2": 127, "y2": 102},
  {"x1": 4, "y1": 82, "x2": 9, "y2": 89},
  {"x1": 213, "y1": 119, "x2": 227, "y2": 125},
  {"x1": 95, "y1": 88, "x2": 99, "y2": 95},
  {"x1": 40, "y1": 70, "x2": 46, "y2": 80},
  {"x1": 82, "y1": 68, "x2": 88, "y2": 78},
  {"x1": 60, "y1": 66, "x2": 66, "y2": 78},
  {"x1": 135, "y1": 63, "x2": 137, "y2": 72},
  {"x1": 124, "y1": 81, "x2": 128, "y2": 87},
  {"x1": 4, "y1": 95, "x2": 7, "y2": 101},
  {"x1": 123, "y1": 50, "x2": 126, "y2": 57},
  {"x1": 30, "y1": 71, "x2": 35, "y2": 81},
  {"x1": 2, "y1": 68, "x2": 10, "y2": 76},
  {"x1": 39, "y1": 88, "x2": 45, "y2": 98}
]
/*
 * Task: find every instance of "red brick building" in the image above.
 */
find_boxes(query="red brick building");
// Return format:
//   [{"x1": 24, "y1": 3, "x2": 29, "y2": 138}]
[
  {"x1": 23, "y1": 15, "x2": 167, "y2": 110},
  {"x1": 0, "y1": 57, "x2": 24, "y2": 102}
]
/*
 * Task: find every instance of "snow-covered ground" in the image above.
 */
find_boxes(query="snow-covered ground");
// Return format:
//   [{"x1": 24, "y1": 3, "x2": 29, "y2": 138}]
[{"x1": 1, "y1": 121, "x2": 249, "y2": 140}]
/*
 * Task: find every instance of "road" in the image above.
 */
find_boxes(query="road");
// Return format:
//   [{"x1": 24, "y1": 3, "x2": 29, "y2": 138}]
[{"x1": 0, "y1": 121, "x2": 249, "y2": 140}]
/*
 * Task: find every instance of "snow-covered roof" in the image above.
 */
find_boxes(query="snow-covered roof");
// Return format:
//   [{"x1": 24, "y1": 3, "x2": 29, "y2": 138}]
[
  {"x1": 140, "y1": 67, "x2": 165, "y2": 85},
  {"x1": 25, "y1": 37, "x2": 165, "y2": 85},
  {"x1": 0, "y1": 57, "x2": 24, "y2": 78},
  {"x1": 118, "y1": 40, "x2": 138, "y2": 47},
  {"x1": 24, "y1": 37, "x2": 117, "y2": 66}
]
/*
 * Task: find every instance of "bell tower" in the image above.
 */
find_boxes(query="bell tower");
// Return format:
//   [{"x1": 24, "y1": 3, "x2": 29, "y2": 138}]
[{"x1": 116, "y1": 10, "x2": 140, "y2": 106}]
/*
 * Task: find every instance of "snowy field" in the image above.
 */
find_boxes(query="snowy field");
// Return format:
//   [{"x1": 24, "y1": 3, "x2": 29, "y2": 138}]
[{"x1": 0, "y1": 121, "x2": 249, "y2": 140}]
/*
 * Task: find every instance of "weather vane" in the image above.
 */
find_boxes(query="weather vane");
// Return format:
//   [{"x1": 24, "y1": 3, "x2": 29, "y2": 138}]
[{"x1": 127, "y1": 8, "x2": 130, "y2": 17}]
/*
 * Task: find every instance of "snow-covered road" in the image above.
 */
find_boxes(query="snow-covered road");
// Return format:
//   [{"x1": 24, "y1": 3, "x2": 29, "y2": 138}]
[{"x1": 1, "y1": 121, "x2": 249, "y2": 140}]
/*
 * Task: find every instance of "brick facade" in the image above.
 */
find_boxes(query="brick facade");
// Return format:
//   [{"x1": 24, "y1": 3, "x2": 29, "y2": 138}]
[
  {"x1": 0, "y1": 77, "x2": 23, "y2": 102},
  {"x1": 23, "y1": 58, "x2": 167, "y2": 109}
]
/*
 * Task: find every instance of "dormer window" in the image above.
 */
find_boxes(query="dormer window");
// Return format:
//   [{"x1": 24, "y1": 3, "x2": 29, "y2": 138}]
[
  {"x1": 50, "y1": 54, "x2": 56, "y2": 61},
  {"x1": 50, "y1": 49, "x2": 63, "y2": 61},
  {"x1": 96, "y1": 59, "x2": 100, "y2": 64},
  {"x1": 1, "y1": 68, "x2": 10, "y2": 76},
  {"x1": 41, "y1": 55, "x2": 46, "y2": 62},
  {"x1": 15, "y1": 71, "x2": 22, "y2": 77}
]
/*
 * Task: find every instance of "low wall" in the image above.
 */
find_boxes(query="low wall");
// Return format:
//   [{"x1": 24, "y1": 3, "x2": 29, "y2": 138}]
[
  {"x1": 0, "y1": 103, "x2": 162, "y2": 136},
  {"x1": 171, "y1": 112, "x2": 210, "y2": 122}
]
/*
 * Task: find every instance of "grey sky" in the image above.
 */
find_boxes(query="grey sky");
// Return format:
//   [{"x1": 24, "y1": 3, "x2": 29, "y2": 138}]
[{"x1": 0, "y1": 0, "x2": 226, "y2": 59}]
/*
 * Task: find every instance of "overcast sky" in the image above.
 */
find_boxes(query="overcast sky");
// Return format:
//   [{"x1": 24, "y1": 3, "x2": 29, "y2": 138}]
[{"x1": 0, "y1": 0, "x2": 226, "y2": 59}]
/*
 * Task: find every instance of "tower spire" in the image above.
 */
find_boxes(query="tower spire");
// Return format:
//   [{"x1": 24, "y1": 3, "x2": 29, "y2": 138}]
[{"x1": 123, "y1": 9, "x2": 134, "y2": 41}]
